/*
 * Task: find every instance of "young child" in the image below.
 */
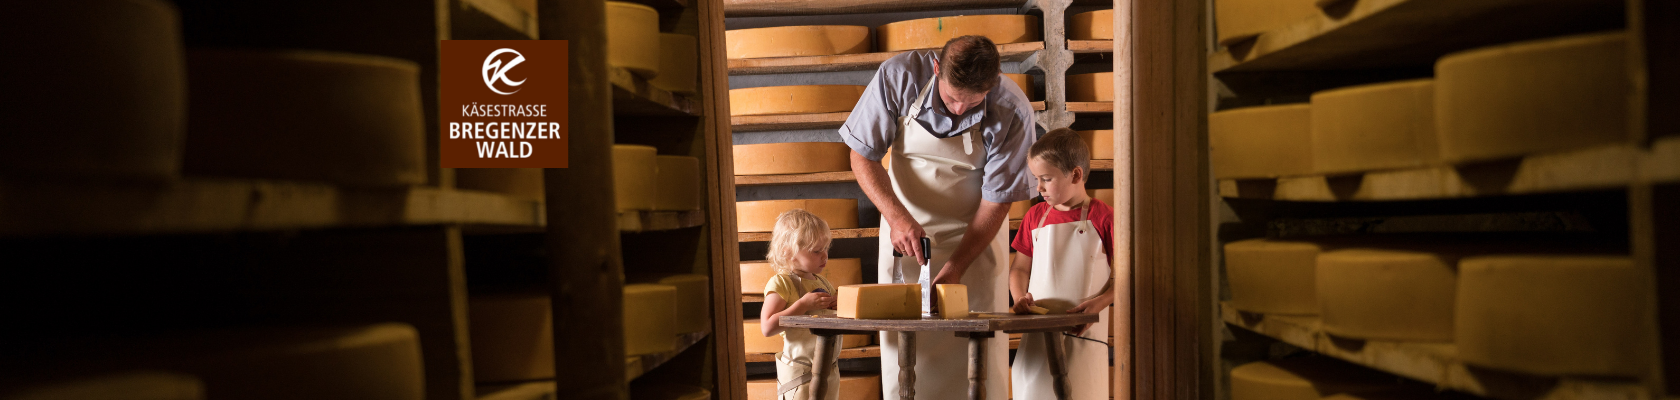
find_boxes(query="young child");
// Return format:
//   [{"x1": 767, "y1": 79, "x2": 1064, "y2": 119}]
[
  {"x1": 759, "y1": 208, "x2": 841, "y2": 400},
  {"x1": 1009, "y1": 128, "x2": 1115, "y2": 400}
]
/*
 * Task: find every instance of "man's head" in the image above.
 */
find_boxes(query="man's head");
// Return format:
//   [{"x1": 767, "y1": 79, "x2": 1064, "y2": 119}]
[
  {"x1": 933, "y1": 35, "x2": 1001, "y2": 116},
  {"x1": 1028, "y1": 128, "x2": 1093, "y2": 208}
]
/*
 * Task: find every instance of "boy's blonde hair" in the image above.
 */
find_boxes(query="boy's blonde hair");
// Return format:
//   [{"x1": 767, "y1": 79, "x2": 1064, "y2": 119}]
[
  {"x1": 766, "y1": 208, "x2": 832, "y2": 274},
  {"x1": 1029, "y1": 128, "x2": 1091, "y2": 178}
]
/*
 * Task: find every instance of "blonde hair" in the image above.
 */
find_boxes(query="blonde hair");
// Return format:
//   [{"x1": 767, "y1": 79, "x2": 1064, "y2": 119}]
[{"x1": 766, "y1": 209, "x2": 832, "y2": 274}]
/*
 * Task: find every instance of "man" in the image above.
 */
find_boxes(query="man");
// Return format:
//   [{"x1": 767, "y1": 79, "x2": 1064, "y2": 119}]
[{"x1": 840, "y1": 35, "x2": 1037, "y2": 400}]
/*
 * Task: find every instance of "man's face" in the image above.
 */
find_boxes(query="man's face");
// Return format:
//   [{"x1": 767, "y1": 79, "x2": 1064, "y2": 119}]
[{"x1": 936, "y1": 75, "x2": 989, "y2": 116}]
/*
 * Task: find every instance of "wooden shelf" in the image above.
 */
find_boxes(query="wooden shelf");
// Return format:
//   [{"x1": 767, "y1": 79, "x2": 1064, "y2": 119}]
[
  {"x1": 739, "y1": 227, "x2": 878, "y2": 242},
  {"x1": 728, "y1": 42, "x2": 1043, "y2": 76},
  {"x1": 454, "y1": 0, "x2": 539, "y2": 40},
  {"x1": 1067, "y1": 102, "x2": 1114, "y2": 114},
  {"x1": 736, "y1": 171, "x2": 857, "y2": 186},
  {"x1": 724, "y1": 0, "x2": 1017, "y2": 17},
  {"x1": 616, "y1": 0, "x2": 690, "y2": 10},
  {"x1": 746, "y1": 344, "x2": 880, "y2": 363},
  {"x1": 611, "y1": 66, "x2": 702, "y2": 116},
  {"x1": 631, "y1": 329, "x2": 711, "y2": 381},
  {"x1": 1091, "y1": 159, "x2": 1113, "y2": 171},
  {"x1": 733, "y1": 112, "x2": 850, "y2": 132},
  {"x1": 1010, "y1": 219, "x2": 1022, "y2": 231},
  {"x1": 1069, "y1": 40, "x2": 1114, "y2": 54},
  {"x1": 1031, "y1": 101, "x2": 1047, "y2": 111},
  {"x1": 618, "y1": 210, "x2": 707, "y2": 232},
  {"x1": 1220, "y1": 302, "x2": 1649, "y2": 400},
  {"x1": 474, "y1": 329, "x2": 706, "y2": 399},
  {"x1": 1207, "y1": 0, "x2": 1623, "y2": 73}
]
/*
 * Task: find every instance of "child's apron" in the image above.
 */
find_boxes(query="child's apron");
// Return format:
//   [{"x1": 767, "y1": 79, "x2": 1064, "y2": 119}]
[
  {"x1": 775, "y1": 274, "x2": 839, "y2": 400},
  {"x1": 1013, "y1": 202, "x2": 1111, "y2": 400}
]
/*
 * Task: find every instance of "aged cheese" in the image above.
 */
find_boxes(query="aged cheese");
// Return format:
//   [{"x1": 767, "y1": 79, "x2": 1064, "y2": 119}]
[
  {"x1": 1070, "y1": 9, "x2": 1114, "y2": 40},
  {"x1": 740, "y1": 258, "x2": 864, "y2": 294},
  {"x1": 730, "y1": 85, "x2": 866, "y2": 116},
  {"x1": 654, "y1": 156, "x2": 701, "y2": 211},
  {"x1": 1214, "y1": 0, "x2": 1321, "y2": 45},
  {"x1": 838, "y1": 284, "x2": 922, "y2": 319},
  {"x1": 877, "y1": 15, "x2": 1041, "y2": 51},
  {"x1": 736, "y1": 199, "x2": 859, "y2": 232},
  {"x1": 1078, "y1": 130, "x2": 1115, "y2": 160},
  {"x1": 1224, "y1": 239, "x2": 1322, "y2": 315},
  {"x1": 469, "y1": 294, "x2": 554, "y2": 382},
  {"x1": 1230, "y1": 358, "x2": 1397, "y2": 400},
  {"x1": 733, "y1": 142, "x2": 852, "y2": 175},
  {"x1": 3, "y1": 372, "x2": 203, "y2": 400},
  {"x1": 2, "y1": 0, "x2": 185, "y2": 181},
  {"x1": 1009, "y1": 200, "x2": 1031, "y2": 220},
  {"x1": 726, "y1": 25, "x2": 872, "y2": 59},
  {"x1": 936, "y1": 284, "x2": 970, "y2": 319},
  {"x1": 613, "y1": 144, "x2": 658, "y2": 212},
  {"x1": 1456, "y1": 255, "x2": 1654, "y2": 376},
  {"x1": 747, "y1": 373, "x2": 880, "y2": 400},
  {"x1": 1087, "y1": 189, "x2": 1115, "y2": 205},
  {"x1": 657, "y1": 274, "x2": 711, "y2": 334},
  {"x1": 456, "y1": 168, "x2": 544, "y2": 200},
  {"x1": 1026, "y1": 305, "x2": 1049, "y2": 315},
  {"x1": 606, "y1": 1, "x2": 660, "y2": 77},
  {"x1": 1311, "y1": 79, "x2": 1439, "y2": 174},
  {"x1": 1067, "y1": 72, "x2": 1114, "y2": 102},
  {"x1": 651, "y1": 33, "x2": 697, "y2": 94},
  {"x1": 184, "y1": 50, "x2": 425, "y2": 186},
  {"x1": 624, "y1": 283, "x2": 679, "y2": 356},
  {"x1": 1004, "y1": 73, "x2": 1035, "y2": 101},
  {"x1": 1316, "y1": 249, "x2": 1456, "y2": 342},
  {"x1": 1210, "y1": 104, "x2": 1314, "y2": 179},
  {"x1": 1436, "y1": 32, "x2": 1629, "y2": 163}
]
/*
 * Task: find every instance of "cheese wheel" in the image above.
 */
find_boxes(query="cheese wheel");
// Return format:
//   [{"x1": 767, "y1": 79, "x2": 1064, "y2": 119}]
[
  {"x1": 838, "y1": 283, "x2": 921, "y2": 319},
  {"x1": 1214, "y1": 0, "x2": 1321, "y2": 45},
  {"x1": 1087, "y1": 189, "x2": 1115, "y2": 205},
  {"x1": 469, "y1": 294, "x2": 554, "y2": 382},
  {"x1": 1, "y1": 0, "x2": 185, "y2": 181},
  {"x1": 3, "y1": 372, "x2": 203, "y2": 400},
  {"x1": 730, "y1": 85, "x2": 866, "y2": 116},
  {"x1": 877, "y1": 15, "x2": 1041, "y2": 51},
  {"x1": 1067, "y1": 72, "x2": 1114, "y2": 102},
  {"x1": 1224, "y1": 239, "x2": 1322, "y2": 315},
  {"x1": 654, "y1": 156, "x2": 701, "y2": 211},
  {"x1": 1230, "y1": 358, "x2": 1397, "y2": 400},
  {"x1": 658, "y1": 274, "x2": 711, "y2": 334},
  {"x1": 651, "y1": 34, "x2": 698, "y2": 94},
  {"x1": 1316, "y1": 249, "x2": 1455, "y2": 342},
  {"x1": 748, "y1": 373, "x2": 880, "y2": 400},
  {"x1": 613, "y1": 145, "x2": 658, "y2": 212},
  {"x1": 1077, "y1": 130, "x2": 1115, "y2": 159},
  {"x1": 624, "y1": 283, "x2": 679, "y2": 356},
  {"x1": 606, "y1": 1, "x2": 659, "y2": 78},
  {"x1": 1070, "y1": 9, "x2": 1114, "y2": 40},
  {"x1": 736, "y1": 199, "x2": 859, "y2": 232},
  {"x1": 1003, "y1": 73, "x2": 1035, "y2": 101},
  {"x1": 1456, "y1": 255, "x2": 1653, "y2": 376},
  {"x1": 1210, "y1": 104, "x2": 1314, "y2": 179},
  {"x1": 734, "y1": 142, "x2": 851, "y2": 176},
  {"x1": 740, "y1": 258, "x2": 864, "y2": 294},
  {"x1": 1311, "y1": 79, "x2": 1439, "y2": 174},
  {"x1": 726, "y1": 25, "x2": 872, "y2": 59},
  {"x1": 1436, "y1": 32, "x2": 1629, "y2": 163},
  {"x1": 631, "y1": 384, "x2": 711, "y2": 400},
  {"x1": 456, "y1": 168, "x2": 544, "y2": 200},
  {"x1": 1008, "y1": 200, "x2": 1031, "y2": 220},
  {"x1": 184, "y1": 50, "x2": 425, "y2": 186}
]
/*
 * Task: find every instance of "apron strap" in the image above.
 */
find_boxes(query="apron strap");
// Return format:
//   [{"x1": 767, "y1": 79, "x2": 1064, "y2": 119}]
[
  {"x1": 778, "y1": 359, "x2": 814, "y2": 396},
  {"x1": 1032, "y1": 197, "x2": 1092, "y2": 242}
]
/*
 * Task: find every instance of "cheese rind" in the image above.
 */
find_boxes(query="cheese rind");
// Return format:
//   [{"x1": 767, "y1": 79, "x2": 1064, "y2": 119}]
[
  {"x1": 1210, "y1": 104, "x2": 1314, "y2": 179},
  {"x1": 740, "y1": 258, "x2": 863, "y2": 294},
  {"x1": 1231, "y1": 358, "x2": 1397, "y2": 400},
  {"x1": 1435, "y1": 32, "x2": 1629, "y2": 163},
  {"x1": 654, "y1": 156, "x2": 701, "y2": 211},
  {"x1": 605, "y1": 1, "x2": 660, "y2": 77},
  {"x1": 469, "y1": 294, "x2": 554, "y2": 382},
  {"x1": 4, "y1": 372, "x2": 204, "y2": 400},
  {"x1": 1214, "y1": 0, "x2": 1322, "y2": 45},
  {"x1": 624, "y1": 283, "x2": 679, "y2": 356},
  {"x1": 1067, "y1": 72, "x2": 1114, "y2": 102},
  {"x1": 877, "y1": 15, "x2": 1041, "y2": 51},
  {"x1": 733, "y1": 142, "x2": 852, "y2": 175},
  {"x1": 651, "y1": 33, "x2": 698, "y2": 94},
  {"x1": 725, "y1": 25, "x2": 872, "y2": 59},
  {"x1": 1316, "y1": 249, "x2": 1456, "y2": 342},
  {"x1": 1456, "y1": 255, "x2": 1654, "y2": 376},
  {"x1": 729, "y1": 85, "x2": 866, "y2": 116},
  {"x1": 613, "y1": 145, "x2": 658, "y2": 212},
  {"x1": 1070, "y1": 9, "x2": 1114, "y2": 40},
  {"x1": 936, "y1": 284, "x2": 970, "y2": 319},
  {"x1": 1224, "y1": 239, "x2": 1322, "y2": 315},
  {"x1": 838, "y1": 284, "x2": 922, "y2": 319},
  {"x1": 456, "y1": 168, "x2": 544, "y2": 200},
  {"x1": 736, "y1": 199, "x2": 859, "y2": 232},
  {"x1": 1311, "y1": 79, "x2": 1439, "y2": 174},
  {"x1": 657, "y1": 274, "x2": 711, "y2": 334}
]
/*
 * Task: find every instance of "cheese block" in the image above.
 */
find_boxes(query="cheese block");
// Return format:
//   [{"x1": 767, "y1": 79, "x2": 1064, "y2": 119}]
[
  {"x1": 1004, "y1": 73, "x2": 1035, "y2": 101},
  {"x1": 1210, "y1": 104, "x2": 1314, "y2": 179},
  {"x1": 877, "y1": 15, "x2": 1041, "y2": 51},
  {"x1": 736, "y1": 199, "x2": 859, "y2": 232},
  {"x1": 184, "y1": 50, "x2": 425, "y2": 186},
  {"x1": 730, "y1": 85, "x2": 866, "y2": 116},
  {"x1": 654, "y1": 156, "x2": 701, "y2": 211},
  {"x1": 747, "y1": 373, "x2": 881, "y2": 400},
  {"x1": 630, "y1": 384, "x2": 710, "y2": 400},
  {"x1": 2, "y1": 0, "x2": 184, "y2": 181},
  {"x1": 613, "y1": 144, "x2": 658, "y2": 212},
  {"x1": 1311, "y1": 79, "x2": 1439, "y2": 174},
  {"x1": 1316, "y1": 249, "x2": 1456, "y2": 342},
  {"x1": 606, "y1": 1, "x2": 660, "y2": 78},
  {"x1": 469, "y1": 294, "x2": 554, "y2": 382},
  {"x1": 733, "y1": 142, "x2": 852, "y2": 175},
  {"x1": 1214, "y1": 0, "x2": 1321, "y2": 45},
  {"x1": 1224, "y1": 239, "x2": 1323, "y2": 315},
  {"x1": 624, "y1": 283, "x2": 679, "y2": 356},
  {"x1": 1077, "y1": 130, "x2": 1115, "y2": 160},
  {"x1": 838, "y1": 283, "x2": 922, "y2": 319},
  {"x1": 456, "y1": 168, "x2": 544, "y2": 200},
  {"x1": 657, "y1": 274, "x2": 711, "y2": 334},
  {"x1": 1230, "y1": 358, "x2": 1397, "y2": 400},
  {"x1": 1456, "y1": 255, "x2": 1653, "y2": 376},
  {"x1": 936, "y1": 284, "x2": 970, "y2": 319},
  {"x1": 740, "y1": 258, "x2": 864, "y2": 294},
  {"x1": 3, "y1": 372, "x2": 203, "y2": 400},
  {"x1": 651, "y1": 33, "x2": 698, "y2": 94},
  {"x1": 1008, "y1": 200, "x2": 1032, "y2": 220},
  {"x1": 1436, "y1": 32, "x2": 1628, "y2": 163},
  {"x1": 726, "y1": 25, "x2": 872, "y2": 59},
  {"x1": 1070, "y1": 9, "x2": 1114, "y2": 40},
  {"x1": 1067, "y1": 72, "x2": 1114, "y2": 102}
]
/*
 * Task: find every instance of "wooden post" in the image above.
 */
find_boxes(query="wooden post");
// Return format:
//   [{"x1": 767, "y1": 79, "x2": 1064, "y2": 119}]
[
  {"x1": 967, "y1": 332, "x2": 995, "y2": 400},
  {"x1": 899, "y1": 331, "x2": 918, "y2": 400},
  {"x1": 1030, "y1": 0, "x2": 1076, "y2": 132},
  {"x1": 1044, "y1": 332, "x2": 1071, "y2": 400},
  {"x1": 808, "y1": 334, "x2": 840, "y2": 400}
]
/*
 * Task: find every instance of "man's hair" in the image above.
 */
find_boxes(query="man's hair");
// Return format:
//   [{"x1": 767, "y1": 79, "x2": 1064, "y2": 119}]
[
  {"x1": 1030, "y1": 128, "x2": 1091, "y2": 178},
  {"x1": 939, "y1": 35, "x2": 1002, "y2": 94}
]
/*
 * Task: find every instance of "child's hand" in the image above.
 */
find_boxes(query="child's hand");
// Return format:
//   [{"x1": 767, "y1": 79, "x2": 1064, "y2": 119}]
[
  {"x1": 1066, "y1": 293, "x2": 1114, "y2": 335},
  {"x1": 795, "y1": 291, "x2": 835, "y2": 312},
  {"x1": 1010, "y1": 293, "x2": 1037, "y2": 314}
]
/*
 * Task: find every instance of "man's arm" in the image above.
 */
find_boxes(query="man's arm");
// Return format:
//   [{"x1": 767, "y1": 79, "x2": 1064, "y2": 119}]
[
  {"x1": 930, "y1": 199, "x2": 1011, "y2": 285},
  {"x1": 850, "y1": 150, "x2": 927, "y2": 262}
]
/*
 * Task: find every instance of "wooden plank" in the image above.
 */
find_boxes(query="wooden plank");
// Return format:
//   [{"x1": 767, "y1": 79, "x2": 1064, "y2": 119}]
[
  {"x1": 1091, "y1": 159, "x2": 1114, "y2": 171},
  {"x1": 610, "y1": 66, "x2": 702, "y2": 116},
  {"x1": 746, "y1": 345, "x2": 881, "y2": 363},
  {"x1": 782, "y1": 313, "x2": 1097, "y2": 333},
  {"x1": 735, "y1": 171, "x2": 858, "y2": 186},
  {"x1": 1109, "y1": 2, "x2": 1133, "y2": 400},
  {"x1": 1068, "y1": 102, "x2": 1115, "y2": 114},
  {"x1": 728, "y1": 42, "x2": 1044, "y2": 75},
  {"x1": 1032, "y1": 101, "x2": 1048, "y2": 111},
  {"x1": 476, "y1": 381, "x2": 555, "y2": 400},
  {"x1": 1010, "y1": 219, "x2": 1022, "y2": 231},
  {"x1": 1070, "y1": 40, "x2": 1114, "y2": 53},
  {"x1": 732, "y1": 112, "x2": 850, "y2": 132},
  {"x1": 633, "y1": 330, "x2": 711, "y2": 379},
  {"x1": 617, "y1": 210, "x2": 707, "y2": 232},
  {"x1": 740, "y1": 227, "x2": 878, "y2": 242},
  {"x1": 724, "y1": 0, "x2": 1020, "y2": 17},
  {"x1": 696, "y1": 0, "x2": 750, "y2": 393}
]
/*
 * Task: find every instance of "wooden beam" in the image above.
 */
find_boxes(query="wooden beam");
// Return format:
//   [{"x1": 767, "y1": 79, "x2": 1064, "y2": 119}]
[
  {"x1": 728, "y1": 42, "x2": 1043, "y2": 75},
  {"x1": 697, "y1": 0, "x2": 749, "y2": 395},
  {"x1": 732, "y1": 112, "x2": 851, "y2": 132}
]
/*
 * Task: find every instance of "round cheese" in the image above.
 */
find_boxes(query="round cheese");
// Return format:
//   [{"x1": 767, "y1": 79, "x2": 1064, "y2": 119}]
[
  {"x1": 1456, "y1": 255, "x2": 1654, "y2": 377},
  {"x1": 1070, "y1": 9, "x2": 1114, "y2": 40},
  {"x1": 1210, "y1": 104, "x2": 1314, "y2": 179},
  {"x1": 726, "y1": 25, "x2": 872, "y2": 59},
  {"x1": 1224, "y1": 239, "x2": 1322, "y2": 315},
  {"x1": 624, "y1": 283, "x2": 679, "y2": 356},
  {"x1": 877, "y1": 15, "x2": 1041, "y2": 52},
  {"x1": 651, "y1": 33, "x2": 697, "y2": 94},
  {"x1": 468, "y1": 294, "x2": 554, "y2": 382},
  {"x1": 184, "y1": 50, "x2": 425, "y2": 186},
  {"x1": 1231, "y1": 358, "x2": 1397, "y2": 400},
  {"x1": 3, "y1": 372, "x2": 203, "y2": 400},
  {"x1": 1214, "y1": 0, "x2": 1322, "y2": 45},
  {"x1": 658, "y1": 274, "x2": 711, "y2": 334},
  {"x1": 606, "y1": 1, "x2": 660, "y2": 78},
  {"x1": 1077, "y1": 130, "x2": 1115, "y2": 160},
  {"x1": 1316, "y1": 249, "x2": 1456, "y2": 342},
  {"x1": 729, "y1": 85, "x2": 866, "y2": 116},
  {"x1": 1311, "y1": 79, "x2": 1439, "y2": 174},
  {"x1": 456, "y1": 168, "x2": 544, "y2": 200},
  {"x1": 743, "y1": 320, "x2": 871, "y2": 354},
  {"x1": 1067, "y1": 72, "x2": 1114, "y2": 102},
  {"x1": 740, "y1": 258, "x2": 864, "y2": 295},
  {"x1": 736, "y1": 199, "x2": 859, "y2": 232},
  {"x1": 1008, "y1": 200, "x2": 1032, "y2": 220},
  {"x1": 613, "y1": 145, "x2": 658, "y2": 212},
  {"x1": 1436, "y1": 32, "x2": 1629, "y2": 163},
  {"x1": 733, "y1": 142, "x2": 852, "y2": 175},
  {"x1": 1003, "y1": 73, "x2": 1035, "y2": 101},
  {"x1": 1, "y1": 0, "x2": 185, "y2": 181},
  {"x1": 654, "y1": 156, "x2": 701, "y2": 211},
  {"x1": 1088, "y1": 189, "x2": 1115, "y2": 205}
]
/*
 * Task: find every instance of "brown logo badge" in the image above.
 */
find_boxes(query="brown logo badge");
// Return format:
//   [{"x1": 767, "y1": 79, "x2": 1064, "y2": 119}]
[{"x1": 440, "y1": 40, "x2": 569, "y2": 168}]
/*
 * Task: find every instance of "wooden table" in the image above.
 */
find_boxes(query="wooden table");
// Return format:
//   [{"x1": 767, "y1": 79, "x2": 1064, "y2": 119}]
[{"x1": 781, "y1": 312, "x2": 1100, "y2": 400}]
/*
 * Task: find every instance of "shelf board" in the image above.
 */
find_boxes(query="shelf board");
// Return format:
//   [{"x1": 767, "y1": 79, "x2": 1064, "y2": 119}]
[
  {"x1": 1010, "y1": 219, "x2": 1021, "y2": 231},
  {"x1": 1091, "y1": 159, "x2": 1113, "y2": 171},
  {"x1": 454, "y1": 0, "x2": 539, "y2": 40},
  {"x1": 617, "y1": 0, "x2": 690, "y2": 10},
  {"x1": 610, "y1": 66, "x2": 701, "y2": 116},
  {"x1": 728, "y1": 41, "x2": 1043, "y2": 76},
  {"x1": 1031, "y1": 101, "x2": 1047, "y2": 111},
  {"x1": 739, "y1": 227, "x2": 878, "y2": 242},
  {"x1": 632, "y1": 329, "x2": 711, "y2": 381},
  {"x1": 618, "y1": 210, "x2": 706, "y2": 232},
  {"x1": 1069, "y1": 40, "x2": 1114, "y2": 54},
  {"x1": 1067, "y1": 102, "x2": 1114, "y2": 114},
  {"x1": 736, "y1": 171, "x2": 857, "y2": 186},
  {"x1": 747, "y1": 344, "x2": 880, "y2": 363},
  {"x1": 1220, "y1": 302, "x2": 1649, "y2": 400},
  {"x1": 724, "y1": 0, "x2": 1019, "y2": 17},
  {"x1": 733, "y1": 112, "x2": 850, "y2": 132}
]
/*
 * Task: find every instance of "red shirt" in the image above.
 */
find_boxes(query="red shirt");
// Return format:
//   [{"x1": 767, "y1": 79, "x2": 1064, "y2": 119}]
[{"x1": 1010, "y1": 199, "x2": 1114, "y2": 259}]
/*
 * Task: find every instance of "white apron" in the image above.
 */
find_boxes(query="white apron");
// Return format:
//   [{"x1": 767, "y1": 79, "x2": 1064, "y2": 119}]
[
  {"x1": 776, "y1": 274, "x2": 840, "y2": 400},
  {"x1": 877, "y1": 76, "x2": 1011, "y2": 400},
  {"x1": 1012, "y1": 202, "x2": 1111, "y2": 400}
]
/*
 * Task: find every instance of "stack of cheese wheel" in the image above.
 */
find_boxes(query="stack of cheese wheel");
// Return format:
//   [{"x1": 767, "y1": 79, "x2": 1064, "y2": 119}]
[
  {"x1": 725, "y1": 25, "x2": 872, "y2": 59},
  {"x1": 1210, "y1": 104, "x2": 1313, "y2": 179},
  {"x1": 184, "y1": 50, "x2": 426, "y2": 186},
  {"x1": 1316, "y1": 248, "x2": 1457, "y2": 342},
  {"x1": 652, "y1": 34, "x2": 698, "y2": 94},
  {"x1": 740, "y1": 258, "x2": 865, "y2": 295},
  {"x1": 606, "y1": 1, "x2": 660, "y2": 77},
  {"x1": 747, "y1": 373, "x2": 881, "y2": 400},
  {"x1": 613, "y1": 145, "x2": 659, "y2": 212},
  {"x1": 1070, "y1": 9, "x2": 1114, "y2": 40},
  {"x1": 1067, "y1": 72, "x2": 1114, "y2": 102},
  {"x1": 456, "y1": 169, "x2": 545, "y2": 201},
  {"x1": 655, "y1": 156, "x2": 701, "y2": 211},
  {"x1": 1230, "y1": 358, "x2": 1397, "y2": 400},
  {"x1": 877, "y1": 15, "x2": 1041, "y2": 51},
  {"x1": 1435, "y1": 32, "x2": 1629, "y2": 163},
  {"x1": 1, "y1": 0, "x2": 185, "y2": 181},
  {"x1": 742, "y1": 320, "x2": 870, "y2": 354},
  {"x1": 631, "y1": 384, "x2": 711, "y2": 400},
  {"x1": 2, "y1": 372, "x2": 204, "y2": 400},
  {"x1": 626, "y1": 274, "x2": 711, "y2": 334},
  {"x1": 624, "y1": 283, "x2": 679, "y2": 356},
  {"x1": 1078, "y1": 130, "x2": 1115, "y2": 160},
  {"x1": 1003, "y1": 73, "x2": 1036, "y2": 101},
  {"x1": 1456, "y1": 255, "x2": 1654, "y2": 377},
  {"x1": 737, "y1": 199, "x2": 859, "y2": 232},
  {"x1": 734, "y1": 142, "x2": 851, "y2": 175},
  {"x1": 468, "y1": 294, "x2": 554, "y2": 382},
  {"x1": 1224, "y1": 238, "x2": 1325, "y2": 315},
  {"x1": 1214, "y1": 0, "x2": 1321, "y2": 45},
  {"x1": 730, "y1": 85, "x2": 866, "y2": 116},
  {"x1": 1310, "y1": 79, "x2": 1439, "y2": 174}
]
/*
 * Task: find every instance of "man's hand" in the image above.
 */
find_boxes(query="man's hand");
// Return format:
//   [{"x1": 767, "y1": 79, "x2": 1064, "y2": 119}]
[
  {"x1": 889, "y1": 216, "x2": 928, "y2": 264},
  {"x1": 930, "y1": 260, "x2": 964, "y2": 285},
  {"x1": 1011, "y1": 293, "x2": 1037, "y2": 315}
]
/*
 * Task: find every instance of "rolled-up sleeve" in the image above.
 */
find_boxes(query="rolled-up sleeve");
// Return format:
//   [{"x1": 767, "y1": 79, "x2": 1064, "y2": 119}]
[
  {"x1": 839, "y1": 60, "x2": 909, "y2": 162},
  {"x1": 981, "y1": 104, "x2": 1038, "y2": 204}
]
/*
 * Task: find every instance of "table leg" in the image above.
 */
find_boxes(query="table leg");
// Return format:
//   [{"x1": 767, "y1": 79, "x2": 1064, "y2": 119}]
[
  {"x1": 807, "y1": 334, "x2": 839, "y2": 400},
  {"x1": 1043, "y1": 332, "x2": 1070, "y2": 400},
  {"x1": 898, "y1": 331, "x2": 916, "y2": 400},
  {"x1": 967, "y1": 332, "x2": 994, "y2": 400}
]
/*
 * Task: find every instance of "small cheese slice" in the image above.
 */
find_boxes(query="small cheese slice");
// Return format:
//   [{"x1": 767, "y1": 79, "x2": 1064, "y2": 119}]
[
  {"x1": 733, "y1": 142, "x2": 852, "y2": 175},
  {"x1": 1316, "y1": 249, "x2": 1455, "y2": 342},
  {"x1": 877, "y1": 15, "x2": 1041, "y2": 52},
  {"x1": 651, "y1": 274, "x2": 711, "y2": 334},
  {"x1": 935, "y1": 284, "x2": 970, "y2": 319},
  {"x1": 3, "y1": 372, "x2": 204, "y2": 400},
  {"x1": 1026, "y1": 305, "x2": 1049, "y2": 315},
  {"x1": 1210, "y1": 104, "x2": 1314, "y2": 179},
  {"x1": 606, "y1": 1, "x2": 660, "y2": 77},
  {"x1": 1003, "y1": 73, "x2": 1035, "y2": 101},
  {"x1": 1311, "y1": 79, "x2": 1438, "y2": 174},
  {"x1": 613, "y1": 144, "x2": 658, "y2": 212},
  {"x1": 456, "y1": 168, "x2": 544, "y2": 201},
  {"x1": 1224, "y1": 238, "x2": 1322, "y2": 315},
  {"x1": 1456, "y1": 255, "x2": 1654, "y2": 377},
  {"x1": 468, "y1": 294, "x2": 554, "y2": 382},
  {"x1": 1230, "y1": 358, "x2": 1398, "y2": 400},
  {"x1": 1077, "y1": 130, "x2": 1115, "y2": 160},
  {"x1": 1214, "y1": 0, "x2": 1322, "y2": 45},
  {"x1": 651, "y1": 33, "x2": 698, "y2": 94},
  {"x1": 654, "y1": 155, "x2": 701, "y2": 211},
  {"x1": 726, "y1": 25, "x2": 872, "y2": 59},
  {"x1": 736, "y1": 199, "x2": 859, "y2": 232},
  {"x1": 730, "y1": 85, "x2": 866, "y2": 116},
  {"x1": 1436, "y1": 32, "x2": 1629, "y2": 163},
  {"x1": 1067, "y1": 72, "x2": 1114, "y2": 102},
  {"x1": 624, "y1": 283, "x2": 679, "y2": 356},
  {"x1": 1070, "y1": 9, "x2": 1114, "y2": 40},
  {"x1": 740, "y1": 258, "x2": 864, "y2": 294},
  {"x1": 838, "y1": 284, "x2": 922, "y2": 319}
]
